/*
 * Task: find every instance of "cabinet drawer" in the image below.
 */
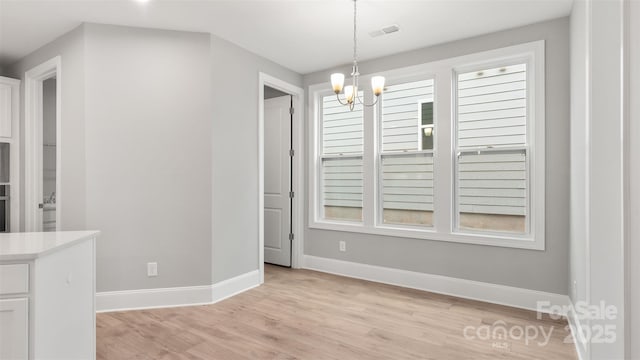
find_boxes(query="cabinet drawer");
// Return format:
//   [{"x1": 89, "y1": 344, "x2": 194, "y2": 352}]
[
  {"x1": 0, "y1": 298, "x2": 29, "y2": 360},
  {"x1": 0, "y1": 264, "x2": 29, "y2": 295}
]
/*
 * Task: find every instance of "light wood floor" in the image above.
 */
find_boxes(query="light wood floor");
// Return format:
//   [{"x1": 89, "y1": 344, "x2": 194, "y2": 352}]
[{"x1": 97, "y1": 265, "x2": 577, "y2": 359}]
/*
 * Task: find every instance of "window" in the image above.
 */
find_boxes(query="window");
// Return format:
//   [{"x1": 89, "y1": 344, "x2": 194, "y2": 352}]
[
  {"x1": 320, "y1": 93, "x2": 363, "y2": 222},
  {"x1": 310, "y1": 41, "x2": 545, "y2": 250},
  {"x1": 380, "y1": 79, "x2": 435, "y2": 227},
  {"x1": 419, "y1": 101, "x2": 434, "y2": 151},
  {"x1": 455, "y1": 64, "x2": 528, "y2": 234}
]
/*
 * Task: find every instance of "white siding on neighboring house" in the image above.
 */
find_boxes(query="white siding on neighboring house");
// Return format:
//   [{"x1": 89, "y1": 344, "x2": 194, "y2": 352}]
[
  {"x1": 321, "y1": 94, "x2": 364, "y2": 210},
  {"x1": 322, "y1": 93, "x2": 363, "y2": 155},
  {"x1": 456, "y1": 63, "x2": 528, "y2": 218},
  {"x1": 379, "y1": 80, "x2": 435, "y2": 216},
  {"x1": 381, "y1": 153, "x2": 434, "y2": 211},
  {"x1": 322, "y1": 156, "x2": 363, "y2": 208},
  {"x1": 381, "y1": 79, "x2": 434, "y2": 152},
  {"x1": 457, "y1": 63, "x2": 527, "y2": 148},
  {"x1": 458, "y1": 150, "x2": 526, "y2": 215}
]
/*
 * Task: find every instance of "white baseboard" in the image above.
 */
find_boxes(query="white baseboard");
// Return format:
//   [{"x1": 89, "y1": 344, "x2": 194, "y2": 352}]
[
  {"x1": 211, "y1": 270, "x2": 260, "y2": 303},
  {"x1": 303, "y1": 255, "x2": 570, "y2": 313},
  {"x1": 96, "y1": 285, "x2": 213, "y2": 313},
  {"x1": 566, "y1": 300, "x2": 589, "y2": 360},
  {"x1": 96, "y1": 270, "x2": 260, "y2": 312}
]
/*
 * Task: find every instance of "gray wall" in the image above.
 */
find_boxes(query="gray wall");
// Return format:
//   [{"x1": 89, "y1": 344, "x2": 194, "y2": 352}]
[
  {"x1": 6, "y1": 23, "x2": 303, "y2": 292},
  {"x1": 210, "y1": 35, "x2": 302, "y2": 282},
  {"x1": 6, "y1": 25, "x2": 87, "y2": 232},
  {"x1": 303, "y1": 17, "x2": 570, "y2": 294},
  {"x1": 84, "y1": 24, "x2": 213, "y2": 291}
]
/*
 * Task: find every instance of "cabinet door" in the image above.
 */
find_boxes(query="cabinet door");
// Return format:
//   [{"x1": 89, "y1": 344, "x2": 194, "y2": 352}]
[
  {"x1": 0, "y1": 298, "x2": 28, "y2": 360},
  {"x1": 0, "y1": 83, "x2": 11, "y2": 138}
]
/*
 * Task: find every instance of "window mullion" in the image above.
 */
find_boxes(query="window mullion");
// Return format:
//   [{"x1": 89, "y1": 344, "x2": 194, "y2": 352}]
[
  {"x1": 362, "y1": 90, "x2": 376, "y2": 228},
  {"x1": 433, "y1": 66, "x2": 453, "y2": 233}
]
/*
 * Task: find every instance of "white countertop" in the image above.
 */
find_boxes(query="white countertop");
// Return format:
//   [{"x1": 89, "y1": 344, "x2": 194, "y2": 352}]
[{"x1": 0, "y1": 231, "x2": 100, "y2": 261}]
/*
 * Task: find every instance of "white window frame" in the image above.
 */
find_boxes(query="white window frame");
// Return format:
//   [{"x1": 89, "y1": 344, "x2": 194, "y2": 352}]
[{"x1": 308, "y1": 40, "x2": 545, "y2": 250}]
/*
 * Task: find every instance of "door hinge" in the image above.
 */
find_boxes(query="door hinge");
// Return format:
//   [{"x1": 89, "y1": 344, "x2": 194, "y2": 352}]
[
  {"x1": 289, "y1": 191, "x2": 295, "y2": 198},
  {"x1": 289, "y1": 149, "x2": 295, "y2": 157},
  {"x1": 289, "y1": 233, "x2": 294, "y2": 241},
  {"x1": 289, "y1": 107, "x2": 295, "y2": 115}
]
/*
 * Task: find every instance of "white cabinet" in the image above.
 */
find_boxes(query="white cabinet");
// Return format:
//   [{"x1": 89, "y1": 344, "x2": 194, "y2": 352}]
[{"x1": 0, "y1": 231, "x2": 99, "y2": 360}]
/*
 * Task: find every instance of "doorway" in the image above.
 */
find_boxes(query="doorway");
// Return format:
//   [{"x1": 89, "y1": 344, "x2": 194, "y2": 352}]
[
  {"x1": 258, "y1": 73, "x2": 304, "y2": 283},
  {"x1": 41, "y1": 78, "x2": 57, "y2": 231},
  {"x1": 25, "y1": 56, "x2": 61, "y2": 232},
  {"x1": 263, "y1": 88, "x2": 292, "y2": 267}
]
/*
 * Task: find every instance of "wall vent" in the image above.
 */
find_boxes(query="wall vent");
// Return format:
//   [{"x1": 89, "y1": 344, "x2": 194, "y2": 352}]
[{"x1": 369, "y1": 24, "x2": 400, "y2": 38}]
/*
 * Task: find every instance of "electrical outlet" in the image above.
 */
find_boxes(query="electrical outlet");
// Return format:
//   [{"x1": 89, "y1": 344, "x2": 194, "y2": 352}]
[
  {"x1": 147, "y1": 262, "x2": 158, "y2": 277},
  {"x1": 339, "y1": 241, "x2": 346, "y2": 252}
]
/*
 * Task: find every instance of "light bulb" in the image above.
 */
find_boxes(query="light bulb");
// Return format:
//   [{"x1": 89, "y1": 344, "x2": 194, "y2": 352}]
[
  {"x1": 371, "y1": 76, "x2": 385, "y2": 96},
  {"x1": 331, "y1": 73, "x2": 345, "y2": 94},
  {"x1": 344, "y1": 85, "x2": 356, "y2": 103}
]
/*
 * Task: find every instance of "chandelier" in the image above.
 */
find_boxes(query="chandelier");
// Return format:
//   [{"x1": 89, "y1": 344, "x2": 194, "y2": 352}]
[{"x1": 330, "y1": 0, "x2": 385, "y2": 111}]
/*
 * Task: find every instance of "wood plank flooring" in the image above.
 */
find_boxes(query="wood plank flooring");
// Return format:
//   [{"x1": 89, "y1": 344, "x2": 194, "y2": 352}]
[{"x1": 97, "y1": 265, "x2": 577, "y2": 359}]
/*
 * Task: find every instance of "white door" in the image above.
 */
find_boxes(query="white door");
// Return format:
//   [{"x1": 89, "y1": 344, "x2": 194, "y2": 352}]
[{"x1": 264, "y1": 95, "x2": 292, "y2": 266}]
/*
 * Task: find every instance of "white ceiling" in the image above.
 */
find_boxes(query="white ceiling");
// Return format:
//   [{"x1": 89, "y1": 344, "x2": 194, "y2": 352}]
[{"x1": 0, "y1": 0, "x2": 573, "y2": 74}]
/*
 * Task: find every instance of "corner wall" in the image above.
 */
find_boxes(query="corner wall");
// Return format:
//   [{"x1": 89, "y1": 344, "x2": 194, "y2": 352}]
[
  {"x1": 210, "y1": 35, "x2": 302, "y2": 283},
  {"x1": 303, "y1": 17, "x2": 570, "y2": 294},
  {"x1": 83, "y1": 24, "x2": 214, "y2": 292},
  {"x1": 6, "y1": 22, "x2": 304, "y2": 295},
  {"x1": 569, "y1": 0, "x2": 629, "y2": 357}
]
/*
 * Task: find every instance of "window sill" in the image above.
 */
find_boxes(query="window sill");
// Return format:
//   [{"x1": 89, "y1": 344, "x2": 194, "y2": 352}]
[{"x1": 308, "y1": 220, "x2": 544, "y2": 251}]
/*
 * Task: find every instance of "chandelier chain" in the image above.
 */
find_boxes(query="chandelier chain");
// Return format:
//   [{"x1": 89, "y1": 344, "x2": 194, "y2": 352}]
[{"x1": 353, "y1": 0, "x2": 358, "y2": 66}]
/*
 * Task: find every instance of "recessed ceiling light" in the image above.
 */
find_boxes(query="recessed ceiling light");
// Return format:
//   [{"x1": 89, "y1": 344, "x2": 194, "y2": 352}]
[{"x1": 135, "y1": 0, "x2": 151, "y2": 3}]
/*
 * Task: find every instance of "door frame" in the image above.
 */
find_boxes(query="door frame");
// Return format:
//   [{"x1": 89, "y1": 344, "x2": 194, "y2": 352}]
[
  {"x1": 258, "y1": 73, "x2": 304, "y2": 283},
  {"x1": 24, "y1": 56, "x2": 62, "y2": 231}
]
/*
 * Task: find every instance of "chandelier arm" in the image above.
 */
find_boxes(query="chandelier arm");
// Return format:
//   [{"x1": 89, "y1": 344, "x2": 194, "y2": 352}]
[
  {"x1": 335, "y1": 94, "x2": 351, "y2": 106},
  {"x1": 355, "y1": 93, "x2": 380, "y2": 107}
]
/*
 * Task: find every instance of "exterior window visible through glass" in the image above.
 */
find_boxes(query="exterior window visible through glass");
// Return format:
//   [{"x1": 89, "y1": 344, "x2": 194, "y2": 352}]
[
  {"x1": 420, "y1": 101, "x2": 434, "y2": 150},
  {"x1": 455, "y1": 63, "x2": 528, "y2": 234},
  {"x1": 380, "y1": 79, "x2": 434, "y2": 227},
  {"x1": 320, "y1": 93, "x2": 364, "y2": 222}
]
